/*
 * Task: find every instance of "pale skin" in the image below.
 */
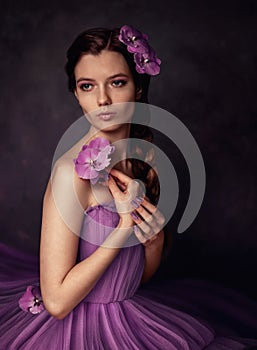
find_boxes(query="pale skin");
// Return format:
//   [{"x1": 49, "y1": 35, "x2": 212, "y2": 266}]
[{"x1": 40, "y1": 50, "x2": 165, "y2": 320}]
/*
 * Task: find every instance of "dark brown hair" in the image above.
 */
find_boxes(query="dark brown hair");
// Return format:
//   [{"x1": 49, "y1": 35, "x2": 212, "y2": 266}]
[{"x1": 64, "y1": 26, "x2": 171, "y2": 261}]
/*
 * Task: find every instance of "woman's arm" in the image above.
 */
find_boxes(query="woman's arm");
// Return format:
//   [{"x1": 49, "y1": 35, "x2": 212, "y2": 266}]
[
  {"x1": 107, "y1": 169, "x2": 167, "y2": 285},
  {"x1": 140, "y1": 230, "x2": 164, "y2": 284},
  {"x1": 40, "y1": 162, "x2": 133, "y2": 320}
]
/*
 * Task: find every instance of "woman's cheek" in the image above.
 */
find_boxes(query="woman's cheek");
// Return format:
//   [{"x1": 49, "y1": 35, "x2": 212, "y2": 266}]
[{"x1": 115, "y1": 90, "x2": 136, "y2": 103}]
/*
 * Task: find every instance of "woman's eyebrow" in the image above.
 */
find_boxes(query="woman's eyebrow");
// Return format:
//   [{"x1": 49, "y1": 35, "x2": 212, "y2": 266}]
[
  {"x1": 76, "y1": 73, "x2": 129, "y2": 84},
  {"x1": 108, "y1": 73, "x2": 129, "y2": 79}
]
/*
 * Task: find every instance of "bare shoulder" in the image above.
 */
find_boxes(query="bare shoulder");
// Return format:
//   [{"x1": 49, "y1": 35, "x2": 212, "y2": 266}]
[{"x1": 44, "y1": 157, "x2": 91, "y2": 211}]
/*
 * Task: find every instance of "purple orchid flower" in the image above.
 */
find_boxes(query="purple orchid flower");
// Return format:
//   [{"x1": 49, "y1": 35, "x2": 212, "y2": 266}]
[
  {"x1": 118, "y1": 25, "x2": 161, "y2": 76},
  {"x1": 73, "y1": 137, "x2": 115, "y2": 184},
  {"x1": 119, "y1": 25, "x2": 150, "y2": 54},
  {"x1": 134, "y1": 49, "x2": 161, "y2": 76},
  {"x1": 19, "y1": 285, "x2": 44, "y2": 314}
]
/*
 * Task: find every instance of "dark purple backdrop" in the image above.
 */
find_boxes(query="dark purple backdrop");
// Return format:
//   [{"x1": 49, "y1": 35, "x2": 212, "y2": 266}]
[{"x1": 1, "y1": 0, "x2": 256, "y2": 299}]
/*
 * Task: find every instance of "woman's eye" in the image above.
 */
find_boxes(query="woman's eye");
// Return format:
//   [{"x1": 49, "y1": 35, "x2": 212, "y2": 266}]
[
  {"x1": 112, "y1": 80, "x2": 127, "y2": 87},
  {"x1": 79, "y1": 83, "x2": 93, "y2": 91}
]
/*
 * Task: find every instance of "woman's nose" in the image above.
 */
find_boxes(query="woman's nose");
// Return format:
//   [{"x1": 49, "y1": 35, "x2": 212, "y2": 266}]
[{"x1": 97, "y1": 87, "x2": 111, "y2": 106}]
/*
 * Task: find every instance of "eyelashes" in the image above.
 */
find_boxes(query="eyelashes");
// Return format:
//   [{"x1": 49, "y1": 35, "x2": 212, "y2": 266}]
[
  {"x1": 112, "y1": 79, "x2": 127, "y2": 87},
  {"x1": 78, "y1": 80, "x2": 128, "y2": 91},
  {"x1": 79, "y1": 83, "x2": 93, "y2": 91}
]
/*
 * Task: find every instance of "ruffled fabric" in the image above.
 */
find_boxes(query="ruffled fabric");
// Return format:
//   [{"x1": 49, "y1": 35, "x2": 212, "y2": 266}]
[{"x1": 1, "y1": 202, "x2": 257, "y2": 349}]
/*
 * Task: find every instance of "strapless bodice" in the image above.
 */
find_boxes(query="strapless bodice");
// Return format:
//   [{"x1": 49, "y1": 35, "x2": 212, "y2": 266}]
[{"x1": 77, "y1": 201, "x2": 145, "y2": 304}]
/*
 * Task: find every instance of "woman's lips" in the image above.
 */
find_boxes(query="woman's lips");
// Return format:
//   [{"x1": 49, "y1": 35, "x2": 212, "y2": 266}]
[{"x1": 97, "y1": 112, "x2": 116, "y2": 121}]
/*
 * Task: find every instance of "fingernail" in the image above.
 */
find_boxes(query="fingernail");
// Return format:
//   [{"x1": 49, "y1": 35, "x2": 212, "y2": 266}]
[
  {"x1": 135, "y1": 196, "x2": 144, "y2": 204},
  {"x1": 133, "y1": 225, "x2": 139, "y2": 233},
  {"x1": 131, "y1": 199, "x2": 139, "y2": 208},
  {"x1": 130, "y1": 212, "x2": 139, "y2": 220}
]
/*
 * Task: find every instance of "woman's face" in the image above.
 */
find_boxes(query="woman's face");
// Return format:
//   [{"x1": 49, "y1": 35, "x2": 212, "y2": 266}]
[{"x1": 74, "y1": 50, "x2": 141, "y2": 131}]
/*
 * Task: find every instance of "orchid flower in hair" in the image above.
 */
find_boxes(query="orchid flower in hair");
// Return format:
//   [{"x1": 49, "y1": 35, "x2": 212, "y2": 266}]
[
  {"x1": 134, "y1": 49, "x2": 161, "y2": 76},
  {"x1": 119, "y1": 24, "x2": 161, "y2": 76},
  {"x1": 119, "y1": 25, "x2": 149, "y2": 53}
]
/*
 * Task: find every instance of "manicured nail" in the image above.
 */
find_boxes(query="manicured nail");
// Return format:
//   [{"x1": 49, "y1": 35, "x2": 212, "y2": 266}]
[
  {"x1": 135, "y1": 196, "x2": 144, "y2": 204},
  {"x1": 130, "y1": 212, "x2": 139, "y2": 220},
  {"x1": 133, "y1": 225, "x2": 139, "y2": 233},
  {"x1": 131, "y1": 199, "x2": 139, "y2": 208}
]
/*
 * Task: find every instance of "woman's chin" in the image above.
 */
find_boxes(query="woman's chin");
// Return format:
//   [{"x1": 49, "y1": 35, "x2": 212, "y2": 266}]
[
  {"x1": 98, "y1": 123, "x2": 128, "y2": 133},
  {"x1": 87, "y1": 118, "x2": 132, "y2": 133}
]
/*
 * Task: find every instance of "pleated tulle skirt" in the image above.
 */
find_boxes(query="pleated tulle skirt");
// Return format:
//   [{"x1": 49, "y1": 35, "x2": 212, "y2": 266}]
[{"x1": 1, "y1": 242, "x2": 257, "y2": 349}]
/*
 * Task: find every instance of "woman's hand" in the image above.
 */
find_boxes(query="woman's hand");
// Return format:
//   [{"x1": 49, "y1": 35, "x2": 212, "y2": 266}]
[
  {"x1": 130, "y1": 196, "x2": 165, "y2": 247},
  {"x1": 107, "y1": 168, "x2": 165, "y2": 245},
  {"x1": 107, "y1": 168, "x2": 144, "y2": 227}
]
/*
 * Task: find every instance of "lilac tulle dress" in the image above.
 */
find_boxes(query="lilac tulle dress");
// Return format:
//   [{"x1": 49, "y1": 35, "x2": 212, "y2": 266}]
[{"x1": 1, "y1": 201, "x2": 257, "y2": 349}]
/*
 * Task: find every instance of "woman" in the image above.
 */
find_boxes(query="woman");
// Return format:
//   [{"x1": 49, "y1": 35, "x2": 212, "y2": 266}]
[{"x1": 1, "y1": 25, "x2": 257, "y2": 350}]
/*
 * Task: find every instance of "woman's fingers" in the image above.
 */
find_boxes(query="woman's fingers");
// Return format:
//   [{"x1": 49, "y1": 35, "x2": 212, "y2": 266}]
[
  {"x1": 109, "y1": 168, "x2": 132, "y2": 186},
  {"x1": 133, "y1": 225, "x2": 148, "y2": 244},
  {"x1": 133, "y1": 224, "x2": 161, "y2": 246},
  {"x1": 130, "y1": 196, "x2": 166, "y2": 241},
  {"x1": 108, "y1": 169, "x2": 146, "y2": 202},
  {"x1": 138, "y1": 196, "x2": 156, "y2": 214},
  {"x1": 108, "y1": 175, "x2": 123, "y2": 199},
  {"x1": 132, "y1": 197, "x2": 166, "y2": 227},
  {"x1": 108, "y1": 175, "x2": 135, "y2": 215},
  {"x1": 130, "y1": 210, "x2": 154, "y2": 239},
  {"x1": 115, "y1": 180, "x2": 127, "y2": 192}
]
